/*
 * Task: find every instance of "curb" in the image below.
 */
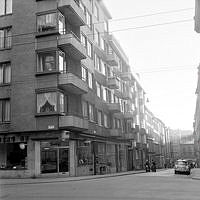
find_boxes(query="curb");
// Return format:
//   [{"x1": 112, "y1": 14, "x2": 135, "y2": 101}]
[{"x1": 0, "y1": 171, "x2": 146, "y2": 186}]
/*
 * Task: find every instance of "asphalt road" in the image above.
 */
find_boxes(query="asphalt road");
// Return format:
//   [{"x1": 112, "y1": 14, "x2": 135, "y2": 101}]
[{"x1": 1, "y1": 169, "x2": 200, "y2": 200}]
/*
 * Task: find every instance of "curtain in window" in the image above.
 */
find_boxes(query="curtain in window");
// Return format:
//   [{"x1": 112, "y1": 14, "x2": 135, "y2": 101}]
[
  {"x1": 6, "y1": 0, "x2": 12, "y2": 14},
  {"x1": 4, "y1": 100, "x2": 10, "y2": 121},
  {"x1": 4, "y1": 63, "x2": 11, "y2": 83},
  {"x1": 0, "y1": 101, "x2": 2, "y2": 122},
  {"x1": 37, "y1": 92, "x2": 57, "y2": 113},
  {"x1": 5, "y1": 28, "x2": 11, "y2": 48},
  {"x1": 0, "y1": 30, "x2": 5, "y2": 49},
  {"x1": 0, "y1": 66, "x2": 3, "y2": 84},
  {"x1": 0, "y1": 0, "x2": 5, "y2": 15}
]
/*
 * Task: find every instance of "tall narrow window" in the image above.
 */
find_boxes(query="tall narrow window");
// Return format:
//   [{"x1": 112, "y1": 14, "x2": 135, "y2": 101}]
[
  {"x1": 58, "y1": 51, "x2": 66, "y2": 73},
  {"x1": 86, "y1": 10, "x2": 92, "y2": 29},
  {"x1": 88, "y1": 72, "x2": 93, "y2": 89},
  {"x1": 0, "y1": 62, "x2": 11, "y2": 84},
  {"x1": 82, "y1": 101, "x2": 88, "y2": 118},
  {"x1": 104, "y1": 114, "x2": 108, "y2": 128},
  {"x1": 97, "y1": 110, "x2": 102, "y2": 126},
  {"x1": 81, "y1": 65, "x2": 87, "y2": 82},
  {"x1": 38, "y1": 51, "x2": 56, "y2": 72},
  {"x1": 0, "y1": 28, "x2": 11, "y2": 49},
  {"x1": 59, "y1": 93, "x2": 64, "y2": 113},
  {"x1": 88, "y1": 104, "x2": 94, "y2": 121},
  {"x1": 87, "y1": 40, "x2": 92, "y2": 58},
  {"x1": 96, "y1": 82, "x2": 101, "y2": 98},
  {"x1": 81, "y1": 33, "x2": 87, "y2": 48},
  {"x1": 58, "y1": 13, "x2": 65, "y2": 34},
  {"x1": 0, "y1": 99, "x2": 10, "y2": 122},
  {"x1": 94, "y1": 4, "x2": 99, "y2": 20}
]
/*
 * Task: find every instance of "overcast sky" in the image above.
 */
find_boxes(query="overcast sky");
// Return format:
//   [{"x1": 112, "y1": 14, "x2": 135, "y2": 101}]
[{"x1": 103, "y1": 0, "x2": 199, "y2": 130}]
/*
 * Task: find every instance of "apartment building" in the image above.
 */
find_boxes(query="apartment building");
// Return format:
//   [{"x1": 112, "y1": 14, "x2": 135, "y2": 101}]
[{"x1": 0, "y1": 0, "x2": 148, "y2": 178}]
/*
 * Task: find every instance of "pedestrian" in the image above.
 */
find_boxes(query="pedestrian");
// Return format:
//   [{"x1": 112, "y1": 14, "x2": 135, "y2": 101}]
[
  {"x1": 151, "y1": 160, "x2": 156, "y2": 172},
  {"x1": 145, "y1": 160, "x2": 150, "y2": 172}
]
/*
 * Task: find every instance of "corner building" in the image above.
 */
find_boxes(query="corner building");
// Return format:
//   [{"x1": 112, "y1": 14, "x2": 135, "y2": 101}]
[{"x1": 0, "y1": 0, "x2": 140, "y2": 178}]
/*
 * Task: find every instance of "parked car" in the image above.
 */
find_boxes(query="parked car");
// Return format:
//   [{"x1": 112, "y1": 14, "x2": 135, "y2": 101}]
[{"x1": 174, "y1": 159, "x2": 191, "y2": 175}]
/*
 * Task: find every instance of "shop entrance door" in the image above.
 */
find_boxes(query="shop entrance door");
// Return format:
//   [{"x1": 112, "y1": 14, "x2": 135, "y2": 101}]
[
  {"x1": 58, "y1": 148, "x2": 69, "y2": 173},
  {"x1": 41, "y1": 143, "x2": 69, "y2": 174}
]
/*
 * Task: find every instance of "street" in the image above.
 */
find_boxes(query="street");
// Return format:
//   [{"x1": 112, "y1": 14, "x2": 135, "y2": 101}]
[{"x1": 1, "y1": 169, "x2": 200, "y2": 200}]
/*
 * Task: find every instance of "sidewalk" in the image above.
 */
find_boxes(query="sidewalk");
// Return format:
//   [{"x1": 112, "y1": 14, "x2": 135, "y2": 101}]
[
  {"x1": 0, "y1": 170, "x2": 146, "y2": 185},
  {"x1": 191, "y1": 168, "x2": 200, "y2": 180}
]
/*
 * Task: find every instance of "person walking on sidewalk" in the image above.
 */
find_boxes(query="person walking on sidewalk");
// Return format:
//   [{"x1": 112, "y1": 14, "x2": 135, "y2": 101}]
[
  {"x1": 145, "y1": 160, "x2": 150, "y2": 172},
  {"x1": 151, "y1": 160, "x2": 156, "y2": 172}
]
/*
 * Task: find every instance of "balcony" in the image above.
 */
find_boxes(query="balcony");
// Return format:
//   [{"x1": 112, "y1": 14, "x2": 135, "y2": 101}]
[
  {"x1": 59, "y1": 73, "x2": 88, "y2": 94},
  {"x1": 59, "y1": 115, "x2": 88, "y2": 131},
  {"x1": 107, "y1": 103, "x2": 121, "y2": 113},
  {"x1": 124, "y1": 111, "x2": 136, "y2": 119},
  {"x1": 110, "y1": 129, "x2": 122, "y2": 137},
  {"x1": 106, "y1": 53, "x2": 118, "y2": 66},
  {"x1": 119, "y1": 72, "x2": 132, "y2": 81},
  {"x1": 58, "y1": 32, "x2": 87, "y2": 60},
  {"x1": 125, "y1": 133, "x2": 135, "y2": 140},
  {"x1": 122, "y1": 91, "x2": 131, "y2": 100},
  {"x1": 58, "y1": 0, "x2": 86, "y2": 26},
  {"x1": 107, "y1": 77, "x2": 119, "y2": 89}
]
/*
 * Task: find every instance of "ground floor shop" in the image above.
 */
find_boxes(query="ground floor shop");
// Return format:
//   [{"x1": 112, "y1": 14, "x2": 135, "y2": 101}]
[{"x1": 0, "y1": 132, "x2": 128, "y2": 178}]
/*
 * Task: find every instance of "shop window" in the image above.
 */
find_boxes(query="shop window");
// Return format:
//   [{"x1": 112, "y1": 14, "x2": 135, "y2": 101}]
[
  {"x1": 0, "y1": 27, "x2": 11, "y2": 49},
  {"x1": 0, "y1": 62, "x2": 11, "y2": 84},
  {"x1": 77, "y1": 141, "x2": 92, "y2": 166},
  {"x1": 0, "y1": 99, "x2": 10, "y2": 122},
  {"x1": 5, "y1": 143, "x2": 27, "y2": 169}
]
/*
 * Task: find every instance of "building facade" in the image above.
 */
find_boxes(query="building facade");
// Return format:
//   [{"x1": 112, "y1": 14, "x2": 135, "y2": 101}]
[{"x1": 0, "y1": 0, "x2": 171, "y2": 178}]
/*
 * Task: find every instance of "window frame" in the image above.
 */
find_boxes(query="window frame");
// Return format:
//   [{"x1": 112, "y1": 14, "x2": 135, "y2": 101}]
[
  {"x1": 0, "y1": 27, "x2": 12, "y2": 50},
  {"x1": 0, "y1": 99, "x2": 10, "y2": 123},
  {"x1": 0, "y1": 0, "x2": 12, "y2": 16},
  {"x1": 0, "y1": 62, "x2": 11, "y2": 85},
  {"x1": 36, "y1": 91, "x2": 65, "y2": 115}
]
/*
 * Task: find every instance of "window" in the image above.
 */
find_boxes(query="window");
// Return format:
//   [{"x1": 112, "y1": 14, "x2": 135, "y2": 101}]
[
  {"x1": 89, "y1": 104, "x2": 94, "y2": 121},
  {"x1": 94, "y1": 4, "x2": 99, "y2": 19},
  {"x1": 37, "y1": 92, "x2": 64, "y2": 114},
  {"x1": 37, "y1": 51, "x2": 56, "y2": 72},
  {"x1": 79, "y1": 1, "x2": 86, "y2": 15},
  {"x1": 81, "y1": 66, "x2": 87, "y2": 82},
  {"x1": 88, "y1": 71, "x2": 93, "y2": 89},
  {"x1": 58, "y1": 13, "x2": 65, "y2": 34},
  {"x1": 86, "y1": 10, "x2": 92, "y2": 29},
  {"x1": 104, "y1": 114, "x2": 109, "y2": 128},
  {"x1": 101, "y1": 60, "x2": 106, "y2": 75},
  {"x1": 58, "y1": 50, "x2": 66, "y2": 73},
  {"x1": 97, "y1": 110, "x2": 102, "y2": 126},
  {"x1": 81, "y1": 33, "x2": 87, "y2": 48},
  {"x1": 0, "y1": 62, "x2": 11, "y2": 84},
  {"x1": 0, "y1": 0, "x2": 12, "y2": 15},
  {"x1": 94, "y1": 53, "x2": 100, "y2": 71},
  {"x1": 96, "y1": 82, "x2": 101, "y2": 97},
  {"x1": 100, "y1": 37, "x2": 105, "y2": 50},
  {"x1": 82, "y1": 101, "x2": 88, "y2": 118},
  {"x1": 59, "y1": 93, "x2": 64, "y2": 113},
  {"x1": 102, "y1": 87, "x2": 106, "y2": 101},
  {"x1": 0, "y1": 99, "x2": 10, "y2": 122},
  {"x1": 94, "y1": 29, "x2": 99, "y2": 45},
  {"x1": 87, "y1": 40, "x2": 92, "y2": 58},
  {"x1": 0, "y1": 27, "x2": 11, "y2": 49},
  {"x1": 37, "y1": 13, "x2": 57, "y2": 33}
]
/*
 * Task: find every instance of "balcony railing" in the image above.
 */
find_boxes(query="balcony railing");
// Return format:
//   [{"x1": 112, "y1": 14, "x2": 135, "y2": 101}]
[
  {"x1": 107, "y1": 77, "x2": 120, "y2": 89},
  {"x1": 107, "y1": 103, "x2": 121, "y2": 113},
  {"x1": 58, "y1": 0, "x2": 86, "y2": 26},
  {"x1": 110, "y1": 129, "x2": 122, "y2": 137},
  {"x1": 58, "y1": 31, "x2": 87, "y2": 60},
  {"x1": 59, "y1": 115, "x2": 88, "y2": 130},
  {"x1": 59, "y1": 72, "x2": 88, "y2": 94}
]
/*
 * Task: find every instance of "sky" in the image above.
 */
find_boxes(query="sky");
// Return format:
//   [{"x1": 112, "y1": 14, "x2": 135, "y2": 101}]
[{"x1": 103, "y1": 0, "x2": 199, "y2": 130}]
